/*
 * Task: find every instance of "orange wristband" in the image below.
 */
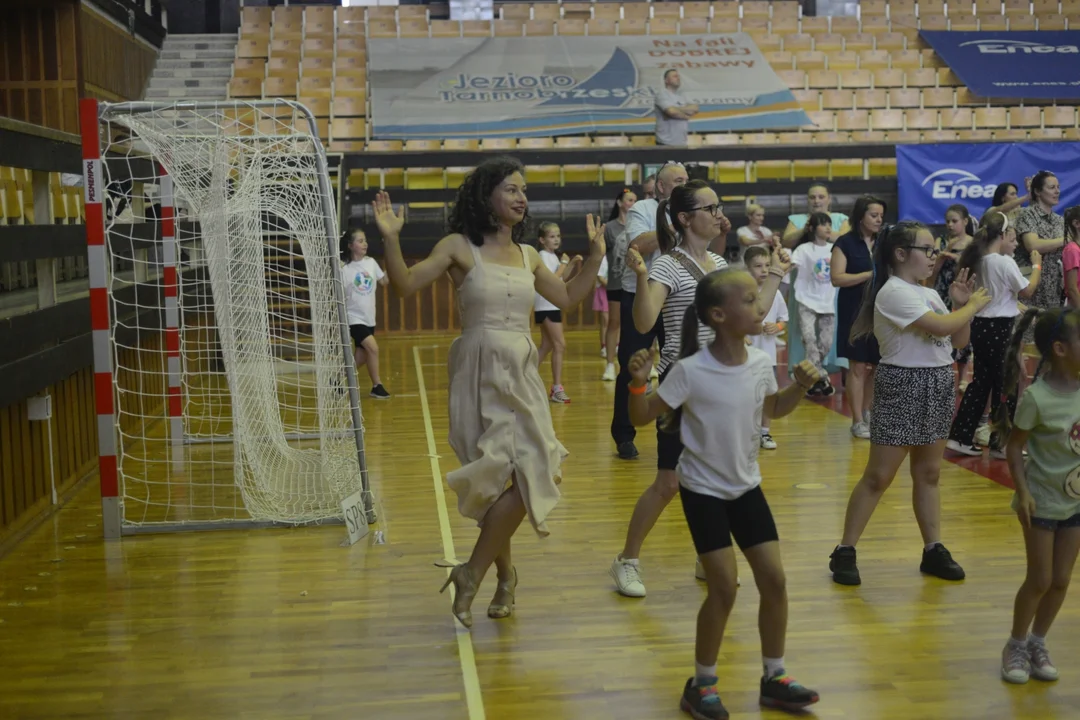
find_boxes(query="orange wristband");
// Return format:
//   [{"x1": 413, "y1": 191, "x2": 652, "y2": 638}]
[
  {"x1": 629, "y1": 382, "x2": 648, "y2": 395},
  {"x1": 776, "y1": 321, "x2": 786, "y2": 331}
]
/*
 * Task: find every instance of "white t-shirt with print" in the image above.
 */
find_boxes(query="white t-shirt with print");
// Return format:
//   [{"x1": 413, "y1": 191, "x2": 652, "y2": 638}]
[
  {"x1": 648, "y1": 248, "x2": 728, "y2": 373},
  {"x1": 978, "y1": 252, "x2": 1028, "y2": 318},
  {"x1": 749, "y1": 292, "x2": 789, "y2": 366},
  {"x1": 874, "y1": 275, "x2": 954, "y2": 367},
  {"x1": 622, "y1": 198, "x2": 662, "y2": 293},
  {"x1": 657, "y1": 347, "x2": 779, "y2": 500},
  {"x1": 535, "y1": 249, "x2": 561, "y2": 312},
  {"x1": 791, "y1": 242, "x2": 837, "y2": 314},
  {"x1": 342, "y1": 257, "x2": 384, "y2": 326}
]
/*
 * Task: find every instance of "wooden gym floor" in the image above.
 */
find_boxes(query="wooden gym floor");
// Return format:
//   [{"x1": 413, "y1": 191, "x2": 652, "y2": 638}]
[{"x1": 1, "y1": 331, "x2": 1078, "y2": 720}]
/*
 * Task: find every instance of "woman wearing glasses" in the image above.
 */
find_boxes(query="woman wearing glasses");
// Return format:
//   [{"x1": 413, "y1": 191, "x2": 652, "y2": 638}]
[
  {"x1": 828, "y1": 222, "x2": 991, "y2": 587},
  {"x1": 946, "y1": 213, "x2": 1043, "y2": 458},
  {"x1": 610, "y1": 179, "x2": 790, "y2": 598}
]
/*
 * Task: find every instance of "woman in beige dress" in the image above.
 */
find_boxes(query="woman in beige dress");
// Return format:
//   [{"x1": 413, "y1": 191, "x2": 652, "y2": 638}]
[{"x1": 374, "y1": 156, "x2": 606, "y2": 628}]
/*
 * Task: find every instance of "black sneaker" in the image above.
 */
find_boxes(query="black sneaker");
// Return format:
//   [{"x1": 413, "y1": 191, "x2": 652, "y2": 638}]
[
  {"x1": 679, "y1": 677, "x2": 729, "y2": 720},
  {"x1": 617, "y1": 441, "x2": 639, "y2": 460},
  {"x1": 829, "y1": 545, "x2": 861, "y2": 586},
  {"x1": 805, "y1": 381, "x2": 824, "y2": 398},
  {"x1": 920, "y1": 544, "x2": 965, "y2": 581},
  {"x1": 759, "y1": 673, "x2": 820, "y2": 711},
  {"x1": 370, "y1": 384, "x2": 391, "y2": 399},
  {"x1": 820, "y1": 380, "x2": 836, "y2": 397}
]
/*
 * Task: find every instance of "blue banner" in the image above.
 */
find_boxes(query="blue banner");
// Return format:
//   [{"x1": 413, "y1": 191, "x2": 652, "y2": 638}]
[
  {"x1": 920, "y1": 31, "x2": 1080, "y2": 99},
  {"x1": 896, "y1": 142, "x2": 1080, "y2": 223}
]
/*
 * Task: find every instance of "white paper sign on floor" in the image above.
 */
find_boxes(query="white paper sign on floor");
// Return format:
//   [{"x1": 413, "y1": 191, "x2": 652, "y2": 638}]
[{"x1": 341, "y1": 490, "x2": 369, "y2": 547}]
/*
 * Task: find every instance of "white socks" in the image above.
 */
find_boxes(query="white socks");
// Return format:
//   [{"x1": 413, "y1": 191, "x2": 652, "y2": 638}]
[
  {"x1": 763, "y1": 656, "x2": 786, "y2": 678},
  {"x1": 695, "y1": 662, "x2": 717, "y2": 683}
]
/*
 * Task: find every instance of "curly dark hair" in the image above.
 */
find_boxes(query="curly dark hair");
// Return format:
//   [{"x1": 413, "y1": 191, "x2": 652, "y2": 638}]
[{"x1": 448, "y1": 156, "x2": 530, "y2": 246}]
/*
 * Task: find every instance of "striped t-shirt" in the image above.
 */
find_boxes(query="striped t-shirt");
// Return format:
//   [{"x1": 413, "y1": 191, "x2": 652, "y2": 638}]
[{"x1": 649, "y1": 248, "x2": 727, "y2": 373}]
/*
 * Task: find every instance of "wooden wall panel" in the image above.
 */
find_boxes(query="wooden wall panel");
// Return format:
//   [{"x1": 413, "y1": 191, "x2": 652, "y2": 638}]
[
  {"x1": 0, "y1": 1, "x2": 81, "y2": 133},
  {"x1": 0, "y1": 366, "x2": 97, "y2": 545},
  {"x1": 79, "y1": 4, "x2": 158, "y2": 102}
]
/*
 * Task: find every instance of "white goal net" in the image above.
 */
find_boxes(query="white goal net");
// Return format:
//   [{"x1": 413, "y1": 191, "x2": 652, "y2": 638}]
[{"x1": 87, "y1": 100, "x2": 370, "y2": 532}]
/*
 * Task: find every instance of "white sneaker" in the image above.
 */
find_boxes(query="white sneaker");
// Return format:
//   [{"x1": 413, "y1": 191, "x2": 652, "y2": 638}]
[
  {"x1": 850, "y1": 422, "x2": 871, "y2": 440},
  {"x1": 601, "y1": 363, "x2": 616, "y2": 381},
  {"x1": 1029, "y1": 641, "x2": 1059, "y2": 681},
  {"x1": 550, "y1": 385, "x2": 571, "y2": 403},
  {"x1": 600, "y1": 347, "x2": 607, "y2": 359},
  {"x1": 610, "y1": 555, "x2": 646, "y2": 597},
  {"x1": 760, "y1": 432, "x2": 777, "y2": 450},
  {"x1": 1002, "y1": 641, "x2": 1031, "y2": 684},
  {"x1": 946, "y1": 439, "x2": 982, "y2": 457}
]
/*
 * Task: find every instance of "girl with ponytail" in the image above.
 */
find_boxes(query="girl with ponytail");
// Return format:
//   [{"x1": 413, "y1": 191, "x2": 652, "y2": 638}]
[
  {"x1": 947, "y1": 212, "x2": 1042, "y2": 457},
  {"x1": 831, "y1": 221, "x2": 992, "y2": 587},
  {"x1": 624, "y1": 268, "x2": 823, "y2": 717},
  {"x1": 995, "y1": 306, "x2": 1080, "y2": 685}
]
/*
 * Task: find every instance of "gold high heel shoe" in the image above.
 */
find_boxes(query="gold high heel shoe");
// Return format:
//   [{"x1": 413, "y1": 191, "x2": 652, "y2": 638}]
[
  {"x1": 438, "y1": 563, "x2": 478, "y2": 628},
  {"x1": 487, "y1": 567, "x2": 517, "y2": 619}
]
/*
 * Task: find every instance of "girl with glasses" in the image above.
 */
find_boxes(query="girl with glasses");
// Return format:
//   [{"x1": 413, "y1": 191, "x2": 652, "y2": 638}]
[{"x1": 829, "y1": 222, "x2": 991, "y2": 587}]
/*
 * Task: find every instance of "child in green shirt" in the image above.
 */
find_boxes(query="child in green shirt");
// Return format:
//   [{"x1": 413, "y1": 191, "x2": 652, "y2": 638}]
[{"x1": 996, "y1": 307, "x2": 1080, "y2": 685}]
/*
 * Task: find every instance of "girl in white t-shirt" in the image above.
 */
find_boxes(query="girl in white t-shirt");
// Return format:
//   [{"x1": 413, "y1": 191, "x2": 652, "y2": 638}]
[
  {"x1": 534, "y1": 222, "x2": 581, "y2": 403},
  {"x1": 947, "y1": 213, "x2": 1043, "y2": 457},
  {"x1": 790, "y1": 212, "x2": 837, "y2": 395},
  {"x1": 829, "y1": 221, "x2": 991, "y2": 587},
  {"x1": 625, "y1": 268, "x2": 822, "y2": 718},
  {"x1": 341, "y1": 229, "x2": 391, "y2": 398}
]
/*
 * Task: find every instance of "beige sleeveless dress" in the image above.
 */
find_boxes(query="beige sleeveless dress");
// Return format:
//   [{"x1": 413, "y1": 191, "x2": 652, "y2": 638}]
[{"x1": 446, "y1": 242, "x2": 568, "y2": 537}]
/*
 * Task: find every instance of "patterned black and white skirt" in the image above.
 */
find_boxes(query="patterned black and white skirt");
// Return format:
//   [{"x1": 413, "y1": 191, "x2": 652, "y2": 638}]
[{"x1": 870, "y1": 364, "x2": 955, "y2": 447}]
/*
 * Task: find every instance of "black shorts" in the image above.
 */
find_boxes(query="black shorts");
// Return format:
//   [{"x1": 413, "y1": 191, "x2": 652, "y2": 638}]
[
  {"x1": 534, "y1": 309, "x2": 563, "y2": 324},
  {"x1": 680, "y1": 484, "x2": 779, "y2": 555},
  {"x1": 657, "y1": 365, "x2": 684, "y2": 470},
  {"x1": 606, "y1": 287, "x2": 623, "y2": 303},
  {"x1": 349, "y1": 324, "x2": 375, "y2": 345}
]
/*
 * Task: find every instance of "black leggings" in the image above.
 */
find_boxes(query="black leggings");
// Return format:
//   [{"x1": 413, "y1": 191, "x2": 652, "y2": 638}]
[
  {"x1": 611, "y1": 290, "x2": 664, "y2": 446},
  {"x1": 948, "y1": 315, "x2": 1016, "y2": 447}
]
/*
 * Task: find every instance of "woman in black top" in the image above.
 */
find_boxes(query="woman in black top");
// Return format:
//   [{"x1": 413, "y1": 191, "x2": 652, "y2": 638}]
[{"x1": 831, "y1": 196, "x2": 886, "y2": 439}]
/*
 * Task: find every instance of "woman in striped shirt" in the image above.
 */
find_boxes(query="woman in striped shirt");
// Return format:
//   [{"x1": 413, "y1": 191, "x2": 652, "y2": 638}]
[{"x1": 609, "y1": 179, "x2": 791, "y2": 598}]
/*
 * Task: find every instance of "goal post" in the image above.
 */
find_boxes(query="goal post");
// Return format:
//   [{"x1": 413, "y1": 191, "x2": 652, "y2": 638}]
[{"x1": 79, "y1": 98, "x2": 375, "y2": 538}]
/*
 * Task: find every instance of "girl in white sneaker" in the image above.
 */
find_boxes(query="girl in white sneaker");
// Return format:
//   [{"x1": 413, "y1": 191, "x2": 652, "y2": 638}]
[
  {"x1": 997, "y1": 306, "x2": 1080, "y2": 685},
  {"x1": 626, "y1": 268, "x2": 821, "y2": 718}
]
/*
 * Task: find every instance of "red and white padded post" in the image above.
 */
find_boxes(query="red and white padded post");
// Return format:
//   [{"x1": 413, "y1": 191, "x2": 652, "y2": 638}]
[
  {"x1": 158, "y1": 164, "x2": 184, "y2": 459},
  {"x1": 79, "y1": 98, "x2": 121, "y2": 539}
]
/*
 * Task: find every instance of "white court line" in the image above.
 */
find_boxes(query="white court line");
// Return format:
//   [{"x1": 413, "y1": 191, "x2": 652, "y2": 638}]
[{"x1": 411, "y1": 345, "x2": 486, "y2": 720}]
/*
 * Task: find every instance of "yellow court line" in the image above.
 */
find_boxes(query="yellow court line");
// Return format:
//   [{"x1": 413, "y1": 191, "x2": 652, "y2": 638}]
[{"x1": 411, "y1": 345, "x2": 486, "y2": 720}]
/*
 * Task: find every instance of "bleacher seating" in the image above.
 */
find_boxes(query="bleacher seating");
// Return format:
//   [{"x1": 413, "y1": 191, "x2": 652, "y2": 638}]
[
  {"x1": 226, "y1": 0, "x2": 1080, "y2": 190},
  {"x1": 0, "y1": 165, "x2": 87, "y2": 292}
]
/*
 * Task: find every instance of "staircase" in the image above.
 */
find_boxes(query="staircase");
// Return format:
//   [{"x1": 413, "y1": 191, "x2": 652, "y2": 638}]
[{"x1": 144, "y1": 34, "x2": 238, "y2": 101}]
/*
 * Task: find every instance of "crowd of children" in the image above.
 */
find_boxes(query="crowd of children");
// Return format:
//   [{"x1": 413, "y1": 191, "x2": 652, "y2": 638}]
[{"x1": 368, "y1": 163, "x2": 1080, "y2": 719}]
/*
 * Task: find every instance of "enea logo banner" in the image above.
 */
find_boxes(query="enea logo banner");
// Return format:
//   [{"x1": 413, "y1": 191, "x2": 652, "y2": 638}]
[
  {"x1": 897, "y1": 142, "x2": 1080, "y2": 223},
  {"x1": 367, "y1": 34, "x2": 810, "y2": 138},
  {"x1": 920, "y1": 31, "x2": 1080, "y2": 99}
]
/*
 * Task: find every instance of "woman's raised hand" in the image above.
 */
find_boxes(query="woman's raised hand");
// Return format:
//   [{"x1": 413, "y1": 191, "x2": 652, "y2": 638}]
[
  {"x1": 626, "y1": 247, "x2": 647, "y2": 277},
  {"x1": 586, "y1": 213, "x2": 606, "y2": 259},
  {"x1": 770, "y1": 238, "x2": 792, "y2": 274},
  {"x1": 373, "y1": 191, "x2": 405, "y2": 238}
]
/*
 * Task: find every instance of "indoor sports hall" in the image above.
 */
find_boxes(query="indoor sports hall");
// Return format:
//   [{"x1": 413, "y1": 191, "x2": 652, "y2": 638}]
[{"x1": 1, "y1": 1, "x2": 1079, "y2": 719}]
